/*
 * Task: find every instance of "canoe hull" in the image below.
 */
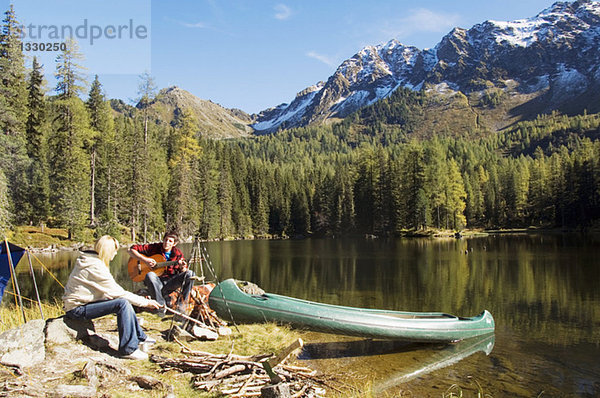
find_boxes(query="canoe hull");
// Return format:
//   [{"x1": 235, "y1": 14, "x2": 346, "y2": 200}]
[{"x1": 208, "y1": 279, "x2": 495, "y2": 342}]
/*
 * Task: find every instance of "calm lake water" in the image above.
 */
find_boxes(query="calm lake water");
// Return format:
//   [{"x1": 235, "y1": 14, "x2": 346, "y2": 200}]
[{"x1": 14, "y1": 234, "x2": 600, "y2": 397}]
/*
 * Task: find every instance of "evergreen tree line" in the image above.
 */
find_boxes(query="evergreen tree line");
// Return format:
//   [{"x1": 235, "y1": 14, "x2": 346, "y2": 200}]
[
  {"x1": 1, "y1": 6, "x2": 599, "y2": 242},
  {"x1": 234, "y1": 120, "x2": 600, "y2": 236}
]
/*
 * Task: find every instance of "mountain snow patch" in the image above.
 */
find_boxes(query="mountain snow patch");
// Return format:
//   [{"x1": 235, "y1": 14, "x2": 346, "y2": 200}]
[{"x1": 553, "y1": 65, "x2": 588, "y2": 94}]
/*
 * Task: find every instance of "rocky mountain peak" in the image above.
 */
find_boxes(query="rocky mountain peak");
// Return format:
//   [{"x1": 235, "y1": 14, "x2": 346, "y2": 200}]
[
  {"x1": 252, "y1": 0, "x2": 600, "y2": 133},
  {"x1": 146, "y1": 86, "x2": 254, "y2": 138}
]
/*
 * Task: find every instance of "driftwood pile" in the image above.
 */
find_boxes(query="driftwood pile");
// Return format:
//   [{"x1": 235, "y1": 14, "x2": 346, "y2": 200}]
[{"x1": 151, "y1": 341, "x2": 330, "y2": 397}]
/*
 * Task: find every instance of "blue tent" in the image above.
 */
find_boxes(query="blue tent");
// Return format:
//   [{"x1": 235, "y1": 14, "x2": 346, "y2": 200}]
[{"x1": 0, "y1": 241, "x2": 25, "y2": 302}]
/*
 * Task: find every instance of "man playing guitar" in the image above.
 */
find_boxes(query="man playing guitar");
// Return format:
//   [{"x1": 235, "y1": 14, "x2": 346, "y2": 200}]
[{"x1": 128, "y1": 231, "x2": 195, "y2": 317}]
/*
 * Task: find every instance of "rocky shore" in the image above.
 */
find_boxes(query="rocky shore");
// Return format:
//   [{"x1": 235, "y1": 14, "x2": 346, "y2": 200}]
[{"x1": 0, "y1": 316, "x2": 174, "y2": 398}]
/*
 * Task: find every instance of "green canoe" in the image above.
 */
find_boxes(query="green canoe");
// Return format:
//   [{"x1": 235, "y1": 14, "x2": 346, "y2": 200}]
[{"x1": 208, "y1": 279, "x2": 495, "y2": 342}]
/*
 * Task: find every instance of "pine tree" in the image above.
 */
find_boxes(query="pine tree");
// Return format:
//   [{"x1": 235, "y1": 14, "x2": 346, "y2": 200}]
[
  {"x1": 0, "y1": 4, "x2": 27, "y2": 135},
  {"x1": 128, "y1": 72, "x2": 158, "y2": 241},
  {"x1": 247, "y1": 159, "x2": 269, "y2": 236},
  {"x1": 269, "y1": 168, "x2": 291, "y2": 236},
  {"x1": 49, "y1": 39, "x2": 91, "y2": 239},
  {"x1": 424, "y1": 140, "x2": 446, "y2": 229},
  {"x1": 137, "y1": 71, "x2": 156, "y2": 146},
  {"x1": 229, "y1": 146, "x2": 252, "y2": 237},
  {"x1": 26, "y1": 57, "x2": 50, "y2": 224},
  {"x1": 197, "y1": 145, "x2": 218, "y2": 239},
  {"x1": 167, "y1": 108, "x2": 202, "y2": 236},
  {"x1": 55, "y1": 38, "x2": 86, "y2": 99},
  {"x1": 354, "y1": 147, "x2": 380, "y2": 234},
  {"x1": 473, "y1": 165, "x2": 488, "y2": 223},
  {"x1": 336, "y1": 167, "x2": 355, "y2": 234},
  {"x1": 49, "y1": 97, "x2": 91, "y2": 238},
  {"x1": 86, "y1": 75, "x2": 114, "y2": 227},
  {"x1": 374, "y1": 147, "x2": 391, "y2": 234},
  {"x1": 400, "y1": 144, "x2": 428, "y2": 230},
  {"x1": 444, "y1": 159, "x2": 467, "y2": 229},
  {"x1": 147, "y1": 124, "x2": 170, "y2": 239},
  {"x1": 311, "y1": 169, "x2": 334, "y2": 235},
  {"x1": 26, "y1": 57, "x2": 46, "y2": 158},
  {"x1": 513, "y1": 157, "x2": 530, "y2": 225},
  {"x1": 95, "y1": 115, "x2": 123, "y2": 238},
  {"x1": 0, "y1": 5, "x2": 29, "y2": 224},
  {"x1": 216, "y1": 148, "x2": 233, "y2": 239},
  {"x1": 463, "y1": 170, "x2": 475, "y2": 227}
]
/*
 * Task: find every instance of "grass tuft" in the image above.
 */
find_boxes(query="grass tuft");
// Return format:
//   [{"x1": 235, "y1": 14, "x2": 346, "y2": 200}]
[{"x1": 0, "y1": 299, "x2": 64, "y2": 333}]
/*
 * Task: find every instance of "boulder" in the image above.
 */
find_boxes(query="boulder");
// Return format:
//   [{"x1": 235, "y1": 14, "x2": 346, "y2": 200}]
[
  {"x1": 261, "y1": 383, "x2": 291, "y2": 398},
  {"x1": 191, "y1": 324, "x2": 219, "y2": 340},
  {"x1": 45, "y1": 316, "x2": 95, "y2": 345},
  {"x1": 0, "y1": 319, "x2": 45, "y2": 368}
]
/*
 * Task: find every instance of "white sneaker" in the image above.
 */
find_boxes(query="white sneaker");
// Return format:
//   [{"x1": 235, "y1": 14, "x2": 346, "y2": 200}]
[
  {"x1": 139, "y1": 337, "x2": 156, "y2": 353},
  {"x1": 122, "y1": 349, "x2": 148, "y2": 360}
]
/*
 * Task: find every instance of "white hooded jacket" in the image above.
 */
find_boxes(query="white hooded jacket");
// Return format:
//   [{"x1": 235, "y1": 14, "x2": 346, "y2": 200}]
[{"x1": 62, "y1": 251, "x2": 152, "y2": 312}]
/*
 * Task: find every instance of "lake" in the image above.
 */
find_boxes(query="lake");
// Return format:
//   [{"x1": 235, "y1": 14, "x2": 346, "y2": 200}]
[{"x1": 13, "y1": 234, "x2": 600, "y2": 396}]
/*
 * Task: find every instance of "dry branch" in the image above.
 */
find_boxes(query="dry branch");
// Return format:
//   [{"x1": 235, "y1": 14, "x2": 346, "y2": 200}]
[{"x1": 151, "y1": 343, "x2": 329, "y2": 397}]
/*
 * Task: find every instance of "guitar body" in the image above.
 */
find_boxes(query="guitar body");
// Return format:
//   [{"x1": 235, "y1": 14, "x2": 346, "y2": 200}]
[{"x1": 128, "y1": 254, "x2": 177, "y2": 282}]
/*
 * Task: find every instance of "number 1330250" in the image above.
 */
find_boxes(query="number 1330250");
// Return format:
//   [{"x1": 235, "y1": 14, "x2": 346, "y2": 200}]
[{"x1": 21, "y1": 42, "x2": 67, "y2": 52}]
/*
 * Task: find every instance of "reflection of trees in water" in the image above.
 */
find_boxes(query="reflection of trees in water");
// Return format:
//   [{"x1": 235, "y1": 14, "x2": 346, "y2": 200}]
[{"x1": 9, "y1": 236, "x2": 599, "y2": 344}]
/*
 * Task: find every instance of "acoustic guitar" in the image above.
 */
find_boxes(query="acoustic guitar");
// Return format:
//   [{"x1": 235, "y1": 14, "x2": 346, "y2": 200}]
[{"x1": 127, "y1": 254, "x2": 178, "y2": 282}]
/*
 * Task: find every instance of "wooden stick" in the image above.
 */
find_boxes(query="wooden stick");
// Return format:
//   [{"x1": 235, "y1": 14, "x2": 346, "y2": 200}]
[
  {"x1": 26, "y1": 251, "x2": 44, "y2": 320},
  {"x1": 214, "y1": 364, "x2": 246, "y2": 379},
  {"x1": 163, "y1": 306, "x2": 218, "y2": 331},
  {"x1": 291, "y1": 384, "x2": 310, "y2": 398},
  {"x1": 203, "y1": 360, "x2": 227, "y2": 378},
  {"x1": 267, "y1": 338, "x2": 303, "y2": 368},
  {"x1": 232, "y1": 372, "x2": 256, "y2": 398}
]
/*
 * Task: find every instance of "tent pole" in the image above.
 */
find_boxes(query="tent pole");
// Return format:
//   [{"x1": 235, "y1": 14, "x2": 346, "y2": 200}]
[
  {"x1": 26, "y1": 251, "x2": 44, "y2": 320},
  {"x1": 4, "y1": 238, "x2": 26, "y2": 324}
]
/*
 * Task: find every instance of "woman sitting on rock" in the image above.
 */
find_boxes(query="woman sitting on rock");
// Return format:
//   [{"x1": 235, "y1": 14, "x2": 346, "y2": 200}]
[{"x1": 62, "y1": 235, "x2": 160, "y2": 360}]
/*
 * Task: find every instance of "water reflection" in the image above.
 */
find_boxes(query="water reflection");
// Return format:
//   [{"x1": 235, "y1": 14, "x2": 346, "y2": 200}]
[
  {"x1": 301, "y1": 339, "x2": 428, "y2": 360},
  {"x1": 372, "y1": 333, "x2": 495, "y2": 395}
]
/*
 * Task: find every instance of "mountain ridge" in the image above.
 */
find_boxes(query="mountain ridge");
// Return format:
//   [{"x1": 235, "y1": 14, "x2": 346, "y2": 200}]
[{"x1": 252, "y1": 0, "x2": 600, "y2": 133}]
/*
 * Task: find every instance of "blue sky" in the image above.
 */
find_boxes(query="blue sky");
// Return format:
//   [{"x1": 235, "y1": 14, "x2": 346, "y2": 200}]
[{"x1": 9, "y1": 0, "x2": 559, "y2": 114}]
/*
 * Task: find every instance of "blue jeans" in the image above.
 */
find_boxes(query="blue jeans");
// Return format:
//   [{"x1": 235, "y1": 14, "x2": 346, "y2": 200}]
[
  {"x1": 65, "y1": 298, "x2": 147, "y2": 355},
  {"x1": 144, "y1": 270, "x2": 195, "y2": 311}
]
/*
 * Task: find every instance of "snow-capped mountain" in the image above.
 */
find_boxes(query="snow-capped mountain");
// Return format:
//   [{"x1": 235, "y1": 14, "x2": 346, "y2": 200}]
[{"x1": 253, "y1": 0, "x2": 600, "y2": 133}]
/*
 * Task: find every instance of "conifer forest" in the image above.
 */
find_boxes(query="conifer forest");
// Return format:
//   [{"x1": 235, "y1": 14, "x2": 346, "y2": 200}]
[{"x1": 1, "y1": 6, "x2": 599, "y2": 242}]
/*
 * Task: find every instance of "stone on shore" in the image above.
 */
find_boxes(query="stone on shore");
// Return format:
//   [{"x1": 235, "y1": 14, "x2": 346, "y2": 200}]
[
  {"x1": 0, "y1": 319, "x2": 45, "y2": 368},
  {"x1": 51, "y1": 384, "x2": 96, "y2": 398},
  {"x1": 261, "y1": 383, "x2": 291, "y2": 398},
  {"x1": 45, "y1": 316, "x2": 95, "y2": 345}
]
